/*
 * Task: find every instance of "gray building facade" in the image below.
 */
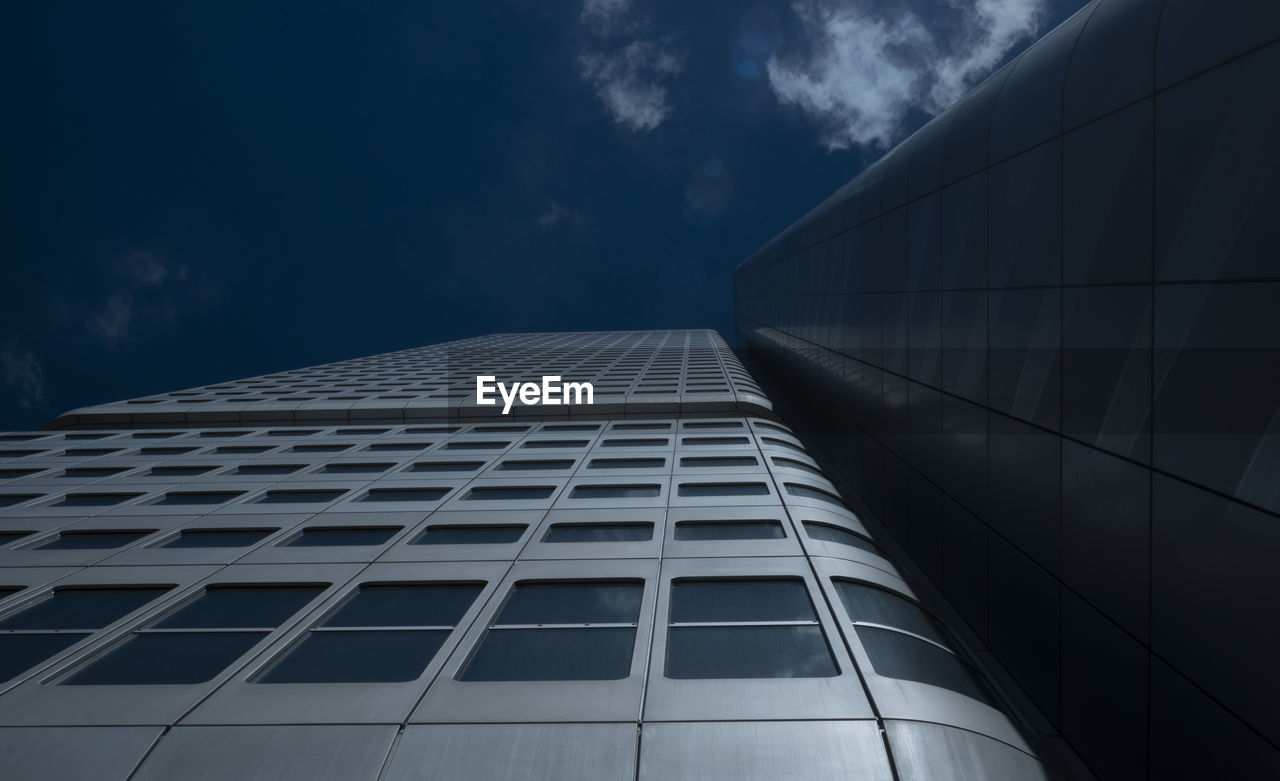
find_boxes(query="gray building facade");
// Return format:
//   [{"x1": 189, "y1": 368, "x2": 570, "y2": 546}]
[
  {"x1": 1, "y1": 330, "x2": 1070, "y2": 779},
  {"x1": 735, "y1": 1, "x2": 1280, "y2": 779}
]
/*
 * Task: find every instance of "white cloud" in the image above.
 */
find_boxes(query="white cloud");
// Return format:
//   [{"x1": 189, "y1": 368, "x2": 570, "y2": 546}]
[
  {"x1": 89, "y1": 292, "x2": 135, "y2": 348},
  {"x1": 536, "y1": 201, "x2": 580, "y2": 229},
  {"x1": 579, "y1": 41, "x2": 683, "y2": 132},
  {"x1": 85, "y1": 249, "x2": 197, "y2": 348},
  {"x1": 581, "y1": 0, "x2": 633, "y2": 35},
  {"x1": 767, "y1": 0, "x2": 1047, "y2": 151},
  {"x1": 0, "y1": 341, "x2": 44, "y2": 409}
]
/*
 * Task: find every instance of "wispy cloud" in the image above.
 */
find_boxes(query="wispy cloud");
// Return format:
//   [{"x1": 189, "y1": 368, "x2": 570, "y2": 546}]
[
  {"x1": 577, "y1": 2, "x2": 683, "y2": 132},
  {"x1": 767, "y1": 0, "x2": 1047, "y2": 151},
  {"x1": 85, "y1": 248, "x2": 205, "y2": 349},
  {"x1": 535, "y1": 201, "x2": 582, "y2": 229},
  {"x1": 0, "y1": 341, "x2": 45, "y2": 409}
]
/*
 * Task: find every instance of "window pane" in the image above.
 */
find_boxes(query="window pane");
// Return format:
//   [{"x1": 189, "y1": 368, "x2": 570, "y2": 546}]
[
  {"x1": 833, "y1": 582, "x2": 948, "y2": 646},
  {"x1": 683, "y1": 421, "x2": 744, "y2": 429},
  {"x1": 63, "y1": 632, "x2": 265, "y2": 685},
  {"x1": 324, "y1": 584, "x2": 481, "y2": 627},
  {"x1": 258, "y1": 630, "x2": 449, "y2": 683},
  {"x1": 568, "y1": 484, "x2": 660, "y2": 499},
  {"x1": 666, "y1": 625, "x2": 837, "y2": 679},
  {"x1": 542, "y1": 523, "x2": 653, "y2": 543},
  {"x1": 771, "y1": 457, "x2": 823, "y2": 475},
  {"x1": 670, "y1": 579, "x2": 816, "y2": 623},
  {"x1": 413, "y1": 525, "x2": 526, "y2": 545},
  {"x1": 150, "y1": 466, "x2": 215, "y2": 477},
  {"x1": 55, "y1": 493, "x2": 140, "y2": 507},
  {"x1": 0, "y1": 587, "x2": 170, "y2": 630},
  {"x1": 0, "y1": 531, "x2": 34, "y2": 546},
  {"x1": 154, "y1": 586, "x2": 323, "y2": 629},
  {"x1": 497, "y1": 460, "x2": 574, "y2": 471},
  {"x1": 856, "y1": 626, "x2": 992, "y2": 703},
  {"x1": 587, "y1": 458, "x2": 665, "y2": 470},
  {"x1": 236, "y1": 465, "x2": 305, "y2": 475},
  {"x1": 459, "y1": 627, "x2": 635, "y2": 681},
  {"x1": 803, "y1": 523, "x2": 881, "y2": 554},
  {"x1": 409, "y1": 461, "x2": 484, "y2": 473},
  {"x1": 674, "y1": 521, "x2": 785, "y2": 541},
  {"x1": 161, "y1": 529, "x2": 274, "y2": 549},
  {"x1": 283, "y1": 527, "x2": 400, "y2": 547},
  {"x1": 784, "y1": 483, "x2": 845, "y2": 506},
  {"x1": 321, "y1": 463, "x2": 393, "y2": 474},
  {"x1": 155, "y1": 492, "x2": 244, "y2": 506},
  {"x1": 600, "y1": 438, "x2": 667, "y2": 447},
  {"x1": 521, "y1": 440, "x2": 588, "y2": 449},
  {"x1": 37, "y1": 531, "x2": 153, "y2": 551},
  {"x1": 0, "y1": 633, "x2": 88, "y2": 682},
  {"x1": 679, "y1": 456, "x2": 758, "y2": 468},
  {"x1": 676, "y1": 482, "x2": 769, "y2": 497},
  {"x1": 496, "y1": 582, "x2": 643, "y2": 625},
  {"x1": 681, "y1": 436, "x2": 750, "y2": 445},
  {"x1": 256, "y1": 490, "x2": 346, "y2": 504},
  {"x1": 463, "y1": 486, "x2": 555, "y2": 500},
  {"x1": 361, "y1": 488, "x2": 449, "y2": 502}
]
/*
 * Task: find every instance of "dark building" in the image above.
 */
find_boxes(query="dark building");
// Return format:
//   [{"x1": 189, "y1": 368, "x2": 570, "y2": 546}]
[{"x1": 735, "y1": 0, "x2": 1280, "y2": 778}]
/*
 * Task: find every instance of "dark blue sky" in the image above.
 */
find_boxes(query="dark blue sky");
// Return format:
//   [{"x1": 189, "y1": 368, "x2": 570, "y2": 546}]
[{"x1": 1, "y1": 0, "x2": 1082, "y2": 430}]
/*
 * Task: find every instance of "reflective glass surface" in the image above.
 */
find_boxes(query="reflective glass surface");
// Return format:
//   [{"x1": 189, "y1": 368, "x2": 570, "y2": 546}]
[
  {"x1": 674, "y1": 521, "x2": 785, "y2": 541},
  {"x1": 671, "y1": 579, "x2": 815, "y2": 623},
  {"x1": 324, "y1": 584, "x2": 481, "y2": 627},
  {"x1": 413, "y1": 525, "x2": 526, "y2": 545},
  {"x1": 542, "y1": 523, "x2": 654, "y2": 543},
  {"x1": 459, "y1": 627, "x2": 636, "y2": 681},
  {"x1": 0, "y1": 587, "x2": 170, "y2": 630},
  {"x1": 495, "y1": 582, "x2": 643, "y2": 625},
  {"x1": 154, "y1": 586, "x2": 323, "y2": 629},
  {"x1": 64, "y1": 632, "x2": 265, "y2": 685},
  {"x1": 258, "y1": 630, "x2": 449, "y2": 683},
  {"x1": 666, "y1": 625, "x2": 837, "y2": 679}
]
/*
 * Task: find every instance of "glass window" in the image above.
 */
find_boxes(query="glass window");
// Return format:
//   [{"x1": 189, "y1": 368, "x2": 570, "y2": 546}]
[
  {"x1": 0, "y1": 531, "x2": 35, "y2": 546},
  {"x1": 600, "y1": 438, "x2": 668, "y2": 447},
  {"x1": 569, "y1": 484, "x2": 660, "y2": 499},
  {"x1": 611, "y1": 423, "x2": 670, "y2": 431},
  {"x1": 832, "y1": 581, "x2": 948, "y2": 646},
  {"x1": 216, "y1": 445, "x2": 272, "y2": 454},
  {"x1": 36, "y1": 530, "x2": 154, "y2": 550},
  {"x1": 155, "y1": 491, "x2": 245, "y2": 506},
  {"x1": 542, "y1": 424, "x2": 600, "y2": 431},
  {"x1": 0, "y1": 586, "x2": 173, "y2": 682},
  {"x1": 61, "y1": 467, "x2": 129, "y2": 479},
  {"x1": 361, "y1": 487, "x2": 449, "y2": 503},
  {"x1": 784, "y1": 483, "x2": 846, "y2": 506},
  {"x1": 665, "y1": 578, "x2": 837, "y2": 679},
  {"x1": 463, "y1": 486, "x2": 556, "y2": 500},
  {"x1": 235, "y1": 464, "x2": 306, "y2": 475},
  {"x1": 63, "y1": 585, "x2": 325, "y2": 685},
  {"x1": 855, "y1": 626, "x2": 992, "y2": 704},
  {"x1": 676, "y1": 482, "x2": 770, "y2": 497},
  {"x1": 255, "y1": 489, "x2": 347, "y2": 504},
  {"x1": 282, "y1": 527, "x2": 401, "y2": 547},
  {"x1": 682, "y1": 421, "x2": 744, "y2": 430},
  {"x1": 444, "y1": 441, "x2": 510, "y2": 450},
  {"x1": 674, "y1": 520, "x2": 785, "y2": 541},
  {"x1": 291, "y1": 444, "x2": 351, "y2": 453},
  {"x1": 521, "y1": 440, "x2": 588, "y2": 449},
  {"x1": 459, "y1": 581, "x2": 643, "y2": 681},
  {"x1": 761, "y1": 437, "x2": 805, "y2": 452},
  {"x1": 0, "y1": 469, "x2": 41, "y2": 479},
  {"x1": 161, "y1": 528, "x2": 276, "y2": 549},
  {"x1": 497, "y1": 459, "x2": 574, "y2": 471},
  {"x1": 258, "y1": 583, "x2": 482, "y2": 683},
  {"x1": 149, "y1": 465, "x2": 216, "y2": 477},
  {"x1": 408, "y1": 461, "x2": 484, "y2": 473},
  {"x1": 803, "y1": 522, "x2": 882, "y2": 555},
  {"x1": 320, "y1": 462, "x2": 393, "y2": 474},
  {"x1": 542, "y1": 523, "x2": 653, "y2": 543},
  {"x1": 679, "y1": 456, "x2": 758, "y2": 468},
  {"x1": 55, "y1": 493, "x2": 142, "y2": 507},
  {"x1": 770, "y1": 457, "x2": 823, "y2": 475},
  {"x1": 0, "y1": 494, "x2": 42, "y2": 507},
  {"x1": 413, "y1": 525, "x2": 526, "y2": 545},
  {"x1": 680, "y1": 436, "x2": 751, "y2": 446},
  {"x1": 587, "y1": 458, "x2": 665, "y2": 470},
  {"x1": 365, "y1": 442, "x2": 433, "y2": 452}
]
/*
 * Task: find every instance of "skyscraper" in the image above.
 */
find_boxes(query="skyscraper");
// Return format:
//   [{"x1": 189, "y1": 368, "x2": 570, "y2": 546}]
[
  {"x1": 0, "y1": 330, "x2": 1073, "y2": 779},
  {"x1": 736, "y1": 0, "x2": 1280, "y2": 778}
]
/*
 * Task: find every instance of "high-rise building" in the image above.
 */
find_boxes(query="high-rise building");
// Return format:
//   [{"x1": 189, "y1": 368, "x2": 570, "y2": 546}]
[
  {"x1": 736, "y1": 1, "x2": 1280, "y2": 779},
  {"x1": 0, "y1": 330, "x2": 1077, "y2": 779}
]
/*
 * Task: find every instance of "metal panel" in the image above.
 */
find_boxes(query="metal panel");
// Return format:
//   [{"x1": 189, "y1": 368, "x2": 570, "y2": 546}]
[
  {"x1": 886, "y1": 720, "x2": 1054, "y2": 781},
  {"x1": 0, "y1": 726, "x2": 162, "y2": 781},
  {"x1": 383, "y1": 723, "x2": 636, "y2": 781}
]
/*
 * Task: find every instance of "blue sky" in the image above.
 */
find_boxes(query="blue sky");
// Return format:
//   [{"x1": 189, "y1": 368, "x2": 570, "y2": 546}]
[{"x1": 0, "y1": 0, "x2": 1083, "y2": 430}]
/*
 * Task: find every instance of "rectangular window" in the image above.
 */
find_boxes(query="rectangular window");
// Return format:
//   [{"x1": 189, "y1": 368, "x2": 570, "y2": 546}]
[
  {"x1": 365, "y1": 442, "x2": 433, "y2": 452},
  {"x1": 138, "y1": 447, "x2": 198, "y2": 456},
  {"x1": 413, "y1": 525, "x2": 526, "y2": 545},
  {"x1": 784, "y1": 483, "x2": 845, "y2": 507},
  {"x1": 0, "y1": 494, "x2": 43, "y2": 507},
  {"x1": 444, "y1": 441, "x2": 510, "y2": 451},
  {"x1": 665, "y1": 578, "x2": 837, "y2": 679},
  {"x1": 463, "y1": 486, "x2": 555, "y2": 501},
  {"x1": 599, "y1": 438, "x2": 668, "y2": 447},
  {"x1": 0, "y1": 531, "x2": 34, "y2": 546},
  {"x1": 676, "y1": 482, "x2": 770, "y2": 497},
  {"x1": 255, "y1": 489, "x2": 347, "y2": 504},
  {"x1": 542, "y1": 523, "x2": 653, "y2": 543},
  {"x1": 60, "y1": 467, "x2": 129, "y2": 479},
  {"x1": 497, "y1": 459, "x2": 574, "y2": 471},
  {"x1": 154, "y1": 491, "x2": 245, "y2": 506},
  {"x1": 360, "y1": 487, "x2": 449, "y2": 503},
  {"x1": 291, "y1": 444, "x2": 351, "y2": 453},
  {"x1": 36, "y1": 530, "x2": 155, "y2": 551},
  {"x1": 282, "y1": 527, "x2": 401, "y2": 547},
  {"x1": 679, "y1": 456, "x2": 759, "y2": 468},
  {"x1": 680, "y1": 436, "x2": 751, "y2": 446},
  {"x1": 473, "y1": 425, "x2": 529, "y2": 432},
  {"x1": 235, "y1": 464, "x2": 306, "y2": 476},
  {"x1": 407, "y1": 460, "x2": 485, "y2": 473},
  {"x1": 587, "y1": 458, "x2": 666, "y2": 470},
  {"x1": 521, "y1": 440, "x2": 588, "y2": 449},
  {"x1": 803, "y1": 522, "x2": 881, "y2": 555},
  {"x1": 0, "y1": 586, "x2": 172, "y2": 682},
  {"x1": 149, "y1": 465, "x2": 217, "y2": 477},
  {"x1": 257, "y1": 583, "x2": 482, "y2": 683},
  {"x1": 0, "y1": 468, "x2": 42, "y2": 480},
  {"x1": 611, "y1": 423, "x2": 670, "y2": 431},
  {"x1": 62, "y1": 585, "x2": 325, "y2": 685},
  {"x1": 216, "y1": 445, "x2": 273, "y2": 454},
  {"x1": 569, "y1": 484, "x2": 660, "y2": 499},
  {"x1": 459, "y1": 581, "x2": 642, "y2": 681},
  {"x1": 682, "y1": 421, "x2": 744, "y2": 430},
  {"x1": 541, "y1": 424, "x2": 600, "y2": 432},
  {"x1": 673, "y1": 520, "x2": 785, "y2": 541},
  {"x1": 55, "y1": 493, "x2": 142, "y2": 507},
  {"x1": 770, "y1": 456, "x2": 823, "y2": 475},
  {"x1": 160, "y1": 528, "x2": 277, "y2": 549},
  {"x1": 320, "y1": 462, "x2": 393, "y2": 475}
]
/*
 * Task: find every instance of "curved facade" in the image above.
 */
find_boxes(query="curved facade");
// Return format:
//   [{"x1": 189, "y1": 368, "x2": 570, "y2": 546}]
[{"x1": 736, "y1": 1, "x2": 1280, "y2": 778}]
